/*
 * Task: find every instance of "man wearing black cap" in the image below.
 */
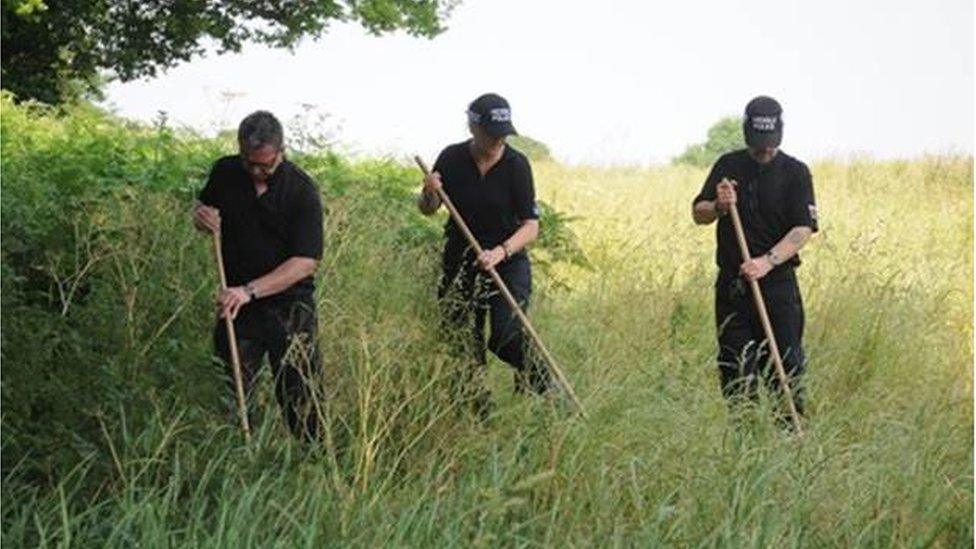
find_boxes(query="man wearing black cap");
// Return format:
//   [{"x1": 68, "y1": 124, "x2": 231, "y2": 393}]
[
  {"x1": 692, "y1": 96, "x2": 818, "y2": 421},
  {"x1": 417, "y1": 93, "x2": 551, "y2": 416}
]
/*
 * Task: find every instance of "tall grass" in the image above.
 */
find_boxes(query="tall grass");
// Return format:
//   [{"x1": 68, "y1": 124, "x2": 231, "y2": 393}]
[{"x1": 2, "y1": 95, "x2": 972, "y2": 547}]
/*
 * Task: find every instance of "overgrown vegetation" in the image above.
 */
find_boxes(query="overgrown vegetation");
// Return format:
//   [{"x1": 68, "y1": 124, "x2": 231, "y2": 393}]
[{"x1": 1, "y1": 95, "x2": 972, "y2": 546}]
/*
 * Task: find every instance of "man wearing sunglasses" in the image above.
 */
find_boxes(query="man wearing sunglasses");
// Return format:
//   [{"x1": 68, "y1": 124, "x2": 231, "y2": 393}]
[
  {"x1": 692, "y1": 96, "x2": 818, "y2": 425},
  {"x1": 193, "y1": 111, "x2": 323, "y2": 440}
]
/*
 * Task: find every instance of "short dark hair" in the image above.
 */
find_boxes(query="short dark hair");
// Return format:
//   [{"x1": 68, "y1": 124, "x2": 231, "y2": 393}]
[{"x1": 238, "y1": 111, "x2": 284, "y2": 152}]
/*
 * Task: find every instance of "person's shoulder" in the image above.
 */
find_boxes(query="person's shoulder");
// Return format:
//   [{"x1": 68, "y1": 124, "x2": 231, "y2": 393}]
[
  {"x1": 281, "y1": 160, "x2": 322, "y2": 199},
  {"x1": 212, "y1": 155, "x2": 241, "y2": 172},
  {"x1": 439, "y1": 141, "x2": 469, "y2": 160},
  {"x1": 776, "y1": 151, "x2": 811, "y2": 176},
  {"x1": 433, "y1": 142, "x2": 470, "y2": 176},
  {"x1": 502, "y1": 146, "x2": 533, "y2": 179},
  {"x1": 707, "y1": 149, "x2": 748, "y2": 172},
  {"x1": 719, "y1": 149, "x2": 750, "y2": 165},
  {"x1": 505, "y1": 144, "x2": 531, "y2": 167},
  {"x1": 283, "y1": 160, "x2": 317, "y2": 186},
  {"x1": 204, "y1": 156, "x2": 243, "y2": 194}
]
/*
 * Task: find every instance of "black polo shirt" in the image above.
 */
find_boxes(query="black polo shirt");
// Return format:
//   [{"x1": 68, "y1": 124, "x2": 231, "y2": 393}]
[
  {"x1": 433, "y1": 140, "x2": 539, "y2": 264},
  {"x1": 199, "y1": 155, "x2": 323, "y2": 301},
  {"x1": 694, "y1": 149, "x2": 818, "y2": 276}
]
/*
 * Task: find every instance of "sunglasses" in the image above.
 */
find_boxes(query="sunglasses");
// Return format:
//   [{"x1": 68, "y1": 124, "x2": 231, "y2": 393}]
[{"x1": 241, "y1": 150, "x2": 282, "y2": 175}]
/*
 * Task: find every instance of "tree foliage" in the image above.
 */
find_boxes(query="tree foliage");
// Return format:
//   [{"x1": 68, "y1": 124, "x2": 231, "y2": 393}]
[
  {"x1": 672, "y1": 116, "x2": 743, "y2": 168},
  {"x1": 1, "y1": 0, "x2": 457, "y2": 104}
]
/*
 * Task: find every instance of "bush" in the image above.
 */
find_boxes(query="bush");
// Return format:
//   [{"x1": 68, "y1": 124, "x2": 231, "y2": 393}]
[
  {"x1": 673, "y1": 116, "x2": 743, "y2": 168},
  {"x1": 508, "y1": 135, "x2": 553, "y2": 162}
]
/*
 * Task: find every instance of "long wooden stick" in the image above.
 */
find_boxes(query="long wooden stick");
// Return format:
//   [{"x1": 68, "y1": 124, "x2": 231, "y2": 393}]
[
  {"x1": 212, "y1": 231, "x2": 251, "y2": 440},
  {"x1": 414, "y1": 156, "x2": 585, "y2": 417},
  {"x1": 727, "y1": 193, "x2": 803, "y2": 433}
]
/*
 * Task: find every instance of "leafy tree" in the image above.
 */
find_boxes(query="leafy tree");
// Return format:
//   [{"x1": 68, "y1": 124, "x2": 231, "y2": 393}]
[
  {"x1": 1, "y1": 0, "x2": 458, "y2": 105},
  {"x1": 672, "y1": 116, "x2": 743, "y2": 168},
  {"x1": 508, "y1": 134, "x2": 552, "y2": 162}
]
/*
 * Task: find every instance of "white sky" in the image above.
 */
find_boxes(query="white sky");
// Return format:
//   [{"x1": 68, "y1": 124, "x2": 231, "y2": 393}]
[{"x1": 103, "y1": 0, "x2": 974, "y2": 166}]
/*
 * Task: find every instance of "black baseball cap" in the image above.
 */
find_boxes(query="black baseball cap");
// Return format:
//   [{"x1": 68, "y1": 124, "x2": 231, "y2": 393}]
[
  {"x1": 467, "y1": 93, "x2": 517, "y2": 137},
  {"x1": 743, "y1": 96, "x2": 783, "y2": 149}
]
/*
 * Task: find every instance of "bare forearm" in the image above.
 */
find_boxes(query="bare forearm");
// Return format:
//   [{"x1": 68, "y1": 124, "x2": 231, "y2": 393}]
[
  {"x1": 768, "y1": 227, "x2": 813, "y2": 264},
  {"x1": 693, "y1": 200, "x2": 720, "y2": 225},
  {"x1": 502, "y1": 220, "x2": 539, "y2": 255},
  {"x1": 247, "y1": 257, "x2": 318, "y2": 299}
]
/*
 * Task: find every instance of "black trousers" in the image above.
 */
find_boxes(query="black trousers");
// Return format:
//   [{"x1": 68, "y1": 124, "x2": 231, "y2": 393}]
[
  {"x1": 715, "y1": 269, "x2": 806, "y2": 416},
  {"x1": 439, "y1": 254, "x2": 551, "y2": 395},
  {"x1": 213, "y1": 295, "x2": 320, "y2": 440}
]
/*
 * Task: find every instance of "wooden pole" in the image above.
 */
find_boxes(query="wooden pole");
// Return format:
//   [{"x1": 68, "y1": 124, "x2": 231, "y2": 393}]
[
  {"x1": 414, "y1": 156, "x2": 585, "y2": 417},
  {"x1": 726, "y1": 188, "x2": 803, "y2": 433},
  {"x1": 212, "y1": 231, "x2": 252, "y2": 440}
]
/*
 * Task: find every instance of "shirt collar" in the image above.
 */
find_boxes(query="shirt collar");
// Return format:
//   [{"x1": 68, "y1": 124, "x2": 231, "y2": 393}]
[
  {"x1": 464, "y1": 139, "x2": 512, "y2": 165},
  {"x1": 238, "y1": 156, "x2": 288, "y2": 188},
  {"x1": 267, "y1": 157, "x2": 288, "y2": 186},
  {"x1": 747, "y1": 150, "x2": 783, "y2": 169}
]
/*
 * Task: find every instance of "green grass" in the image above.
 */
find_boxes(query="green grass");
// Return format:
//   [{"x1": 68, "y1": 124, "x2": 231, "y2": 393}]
[{"x1": 2, "y1": 95, "x2": 972, "y2": 547}]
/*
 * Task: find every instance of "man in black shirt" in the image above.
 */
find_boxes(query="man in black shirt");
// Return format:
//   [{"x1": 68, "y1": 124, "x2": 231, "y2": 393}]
[
  {"x1": 692, "y1": 96, "x2": 818, "y2": 421},
  {"x1": 193, "y1": 111, "x2": 323, "y2": 440},
  {"x1": 418, "y1": 93, "x2": 551, "y2": 416}
]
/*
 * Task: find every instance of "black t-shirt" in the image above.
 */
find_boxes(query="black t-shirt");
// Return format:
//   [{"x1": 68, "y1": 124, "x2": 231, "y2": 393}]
[
  {"x1": 694, "y1": 149, "x2": 818, "y2": 276},
  {"x1": 199, "y1": 155, "x2": 323, "y2": 301},
  {"x1": 433, "y1": 140, "x2": 539, "y2": 264}
]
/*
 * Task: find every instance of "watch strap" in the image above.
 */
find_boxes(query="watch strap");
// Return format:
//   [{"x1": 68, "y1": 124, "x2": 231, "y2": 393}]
[{"x1": 245, "y1": 283, "x2": 258, "y2": 301}]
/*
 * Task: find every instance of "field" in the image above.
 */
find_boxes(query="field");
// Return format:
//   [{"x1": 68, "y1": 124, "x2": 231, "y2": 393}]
[{"x1": 1, "y1": 96, "x2": 972, "y2": 547}]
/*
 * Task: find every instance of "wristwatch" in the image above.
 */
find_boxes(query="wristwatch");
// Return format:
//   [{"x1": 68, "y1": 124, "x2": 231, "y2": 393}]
[
  {"x1": 501, "y1": 243, "x2": 512, "y2": 259},
  {"x1": 245, "y1": 283, "x2": 259, "y2": 301},
  {"x1": 765, "y1": 250, "x2": 781, "y2": 266}
]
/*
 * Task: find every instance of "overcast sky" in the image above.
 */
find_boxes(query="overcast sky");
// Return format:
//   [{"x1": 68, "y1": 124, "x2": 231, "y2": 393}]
[{"x1": 103, "y1": 0, "x2": 974, "y2": 166}]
